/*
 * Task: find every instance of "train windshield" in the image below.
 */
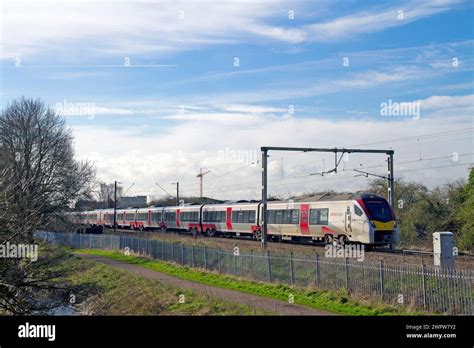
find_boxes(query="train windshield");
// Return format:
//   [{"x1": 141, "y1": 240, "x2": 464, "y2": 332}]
[{"x1": 362, "y1": 199, "x2": 393, "y2": 222}]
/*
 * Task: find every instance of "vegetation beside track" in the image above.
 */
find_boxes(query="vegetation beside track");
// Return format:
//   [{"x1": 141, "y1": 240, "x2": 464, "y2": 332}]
[
  {"x1": 76, "y1": 249, "x2": 428, "y2": 316},
  {"x1": 66, "y1": 253, "x2": 268, "y2": 315}
]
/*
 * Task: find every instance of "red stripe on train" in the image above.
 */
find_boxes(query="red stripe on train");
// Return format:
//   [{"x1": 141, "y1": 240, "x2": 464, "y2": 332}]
[
  {"x1": 226, "y1": 207, "x2": 233, "y2": 230},
  {"x1": 300, "y1": 204, "x2": 309, "y2": 234},
  {"x1": 322, "y1": 226, "x2": 336, "y2": 234}
]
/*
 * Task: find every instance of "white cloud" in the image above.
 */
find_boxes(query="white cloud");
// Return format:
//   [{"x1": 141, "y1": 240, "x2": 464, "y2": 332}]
[
  {"x1": 72, "y1": 97, "x2": 474, "y2": 200},
  {"x1": 301, "y1": 0, "x2": 462, "y2": 41},
  {"x1": 0, "y1": 0, "x2": 463, "y2": 60},
  {"x1": 416, "y1": 94, "x2": 474, "y2": 110}
]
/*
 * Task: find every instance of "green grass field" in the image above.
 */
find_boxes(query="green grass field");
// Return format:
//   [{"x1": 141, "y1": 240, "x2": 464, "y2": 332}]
[
  {"x1": 76, "y1": 249, "x2": 427, "y2": 315},
  {"x1": 66, "y1": 254, "x2": 269, "y2": 315}
]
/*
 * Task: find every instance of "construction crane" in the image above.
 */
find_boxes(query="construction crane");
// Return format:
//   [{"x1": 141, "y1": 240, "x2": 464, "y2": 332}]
[{"x1": 196, "y1": 168, "x2": 211, "y2": 198}]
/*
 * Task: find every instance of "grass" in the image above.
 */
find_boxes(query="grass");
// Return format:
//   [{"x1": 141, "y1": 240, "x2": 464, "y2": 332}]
[
  {"x1": 76, "y1": 249, "x2": 426, "y2": 316},
  {"x1": 66, "y1": 254, "x2": 269, "y2": 315}
]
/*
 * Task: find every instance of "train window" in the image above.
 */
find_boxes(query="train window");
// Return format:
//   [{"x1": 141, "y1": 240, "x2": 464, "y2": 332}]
[
  {"x1": 249, "y1": 210, "x2": 256, "y2": 223},
  {"x1": 152, "y1": 212, "x2": 161, "y2": 221},
  {"x1": 137, "y1": 213, "x2": 147, "y2": 221},
  {"x1": 291, "y1": 209, "x2": 299, "y2": 224},
  {"x1": 275, "y1": 210, "x2": 283, "y2": 224},
  {"x1": 164, "y1": 212, "x2": 176, "y2": 221},
  {"x1": 185, "y1": 211, "x2": 198, "y2": 222},
  {"x1": 126, "y1": 213, "x2": 135, "y2": 221},
  {"x1": 231, "y1": 210, "x2": 254, "y2": 223},
  {"x1": 267, "y1": 210, "x2": 275, "y2": 224},
  {"x1": 318, "y1": 209, "x2": 328, "y2": 224},
  {"x1": 354, "y1": 205, "x2": 363, "y2": 217},
  {"x1": 309, "y1": 209, "x2": 329, "y2": 225}
]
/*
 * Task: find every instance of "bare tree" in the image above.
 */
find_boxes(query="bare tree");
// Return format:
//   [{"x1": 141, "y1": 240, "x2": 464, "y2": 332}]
[
  {"x1": 0, "y1": 97, "x2": 95, "y2": 314},
  {"x1": 0, "y1": 97, "x2": 95, "y2": 240}
]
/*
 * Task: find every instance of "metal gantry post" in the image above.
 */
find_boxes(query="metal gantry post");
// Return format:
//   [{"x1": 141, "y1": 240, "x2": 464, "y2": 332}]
[
  {"x1": 388, "y1": 153, "x2": 395, "y2": 208},
  {"x1": 176, "y1": 182, "x2": 179, "y2": 206},
  {"x1": 113, "y1": 180, "x2": 117, "y2": 233},
  {"x1": 261, "y1": 148, "x2": 268, "y2": 248}
]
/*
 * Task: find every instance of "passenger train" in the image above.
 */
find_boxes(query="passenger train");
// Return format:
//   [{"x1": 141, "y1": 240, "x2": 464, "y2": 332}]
[{"x1": 70, "y1": 193, "x2": 398, "y2": 247}]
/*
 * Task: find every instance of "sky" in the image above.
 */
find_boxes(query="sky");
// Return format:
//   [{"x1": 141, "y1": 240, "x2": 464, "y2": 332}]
[{"x1": 1, "y1": 0, "x2": 473, "y2": 201}]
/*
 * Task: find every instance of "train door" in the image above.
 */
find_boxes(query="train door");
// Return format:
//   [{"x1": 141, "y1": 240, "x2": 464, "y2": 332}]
[{"x1": 344, "y1": 206, "x2": 352, "y2": 232}]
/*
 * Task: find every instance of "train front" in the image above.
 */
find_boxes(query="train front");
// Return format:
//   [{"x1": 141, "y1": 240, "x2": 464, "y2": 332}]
[{"x1": 356, "y1": 194, "x2": 399, "y2": 247}]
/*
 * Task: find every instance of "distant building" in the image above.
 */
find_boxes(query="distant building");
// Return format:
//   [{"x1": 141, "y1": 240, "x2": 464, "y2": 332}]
[{"x1": 117, "y1": 196, "x2": 147, "y2": 208}]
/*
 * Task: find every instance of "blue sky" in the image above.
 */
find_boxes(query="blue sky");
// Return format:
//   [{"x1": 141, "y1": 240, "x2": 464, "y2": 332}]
[{"x1": 1, "y1": 0, "x2": 473, "y2": 200}]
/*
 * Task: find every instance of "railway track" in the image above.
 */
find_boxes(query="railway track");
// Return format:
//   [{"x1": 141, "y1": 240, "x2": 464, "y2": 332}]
[{"x1": 99, "y1": 227, "x2": 474, "y2": 269}]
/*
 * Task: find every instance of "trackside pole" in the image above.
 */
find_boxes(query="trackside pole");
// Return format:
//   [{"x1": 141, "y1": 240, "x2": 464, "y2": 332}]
[{"x1": 261, "y1": 148, "x2": 268, "y2": 248}]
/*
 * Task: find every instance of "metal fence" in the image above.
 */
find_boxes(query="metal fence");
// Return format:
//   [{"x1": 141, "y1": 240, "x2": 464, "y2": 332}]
[{"x1": 35, "y1": 231, "x2": 473, "y2": 315}]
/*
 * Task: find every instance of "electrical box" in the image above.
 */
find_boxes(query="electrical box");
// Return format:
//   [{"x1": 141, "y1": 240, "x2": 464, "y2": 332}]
[{"x1": 433, "y1": 232, "x2": 455, "y2": 268}]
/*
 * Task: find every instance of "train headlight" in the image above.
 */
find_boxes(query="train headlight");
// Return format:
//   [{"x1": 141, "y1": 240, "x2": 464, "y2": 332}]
[
  {"x1": 393, "y1": 220, "x2": 397, "y2": 228},
  {"x1": 369, "y1": 220, "x2": 376, "y2": 228}
]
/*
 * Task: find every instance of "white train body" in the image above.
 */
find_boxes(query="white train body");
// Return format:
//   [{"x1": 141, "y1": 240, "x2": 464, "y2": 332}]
[{"x1": 71, "y1": 193, "x2": 398, "y2": 246}]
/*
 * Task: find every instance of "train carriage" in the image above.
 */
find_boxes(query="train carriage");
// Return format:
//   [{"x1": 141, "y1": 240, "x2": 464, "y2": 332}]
[
  {"x1": 178, "y1": 205, "x2": 202, "y2": 234},
  {"x1": 214, "y1": 202, "x2": 260, "y2": 238},
  {"x1": 162, "y1": 206, "x2": 182, "y2": 231}
]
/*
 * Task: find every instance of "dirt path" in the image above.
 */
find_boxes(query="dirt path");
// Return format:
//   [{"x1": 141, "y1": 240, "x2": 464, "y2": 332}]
[{"x1": 75, "y1": 253, "x2": 335, "y2": 316}]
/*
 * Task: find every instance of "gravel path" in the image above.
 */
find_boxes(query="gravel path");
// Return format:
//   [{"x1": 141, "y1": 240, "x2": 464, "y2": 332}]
[{"x1": 75, "y1": 253, "x2": 335, "y2": 316}]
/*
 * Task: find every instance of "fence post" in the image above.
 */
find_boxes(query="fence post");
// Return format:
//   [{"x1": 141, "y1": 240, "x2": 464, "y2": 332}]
[
  {"x1": 379, "y1": 260, "x2": 385, "y2": 299},
  {"x1": 171, "y1": 242, "x2": 174, "y2": 261},
  {"x1": 89, "y1": 234, "x2": 92, "y2": 249},
  {"x1": 204, "y1": 246, "x2": 208, "y2": 269},
  {"x1": 289, "y1": 251, "x2": 295, "y2": 285},
  {"x1": 422, "y1": 264, "x2": 427, "y2": 310},
  {"x1": 218, "y1": 249, "x2": 221, "y2": 273},
  {"x1": 192, "y1": 245, "x2": 195, "y2": 268},
  {"x1": 267, "y1": 251, "x2": 272, "y2": 282},
  {"x1": 233, "y1": 253, "x2": 237, "y2": 275},
  {"x1": 80, "y1": 233, "x2": 83, "y2": 248},
  {"x1": 161, "y1": 241, "x2": 164, "y2": 260},
  {"x1": 316, "y1": 253, "x2": 320, "y2": 285},
  {"x1": 345, "y1": 257, "x2": 349, "y2": 291},
  {"x1": 250, "y1": 250, "x2": 254, "y2": 277},
  {"x1": 181, "y1": 244, "x2": 184, "y2": 265}
]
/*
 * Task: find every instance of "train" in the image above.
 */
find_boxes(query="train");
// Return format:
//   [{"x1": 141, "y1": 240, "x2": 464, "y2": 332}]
[{"x1": 70, "y1": 193, "x2": 399, "y2": 247}]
